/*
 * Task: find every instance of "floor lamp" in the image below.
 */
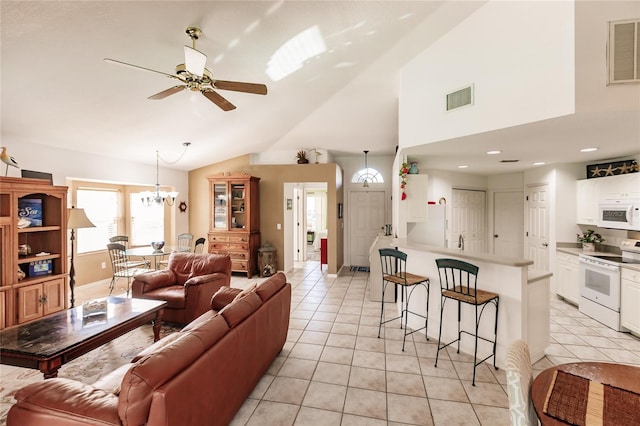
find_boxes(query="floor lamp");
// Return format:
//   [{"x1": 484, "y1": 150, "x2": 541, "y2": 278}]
[{"x1": 68, "y1": 206, "x2": 95, "y2": 308}]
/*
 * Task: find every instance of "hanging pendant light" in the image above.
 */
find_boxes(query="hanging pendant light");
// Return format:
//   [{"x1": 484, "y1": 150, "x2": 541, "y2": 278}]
[
  {"x1": 363, "y1": 150, "x2": 370, "y2": 188},
  {"x1": 140, "y1": 143, "x2": 190, "y2": 206}
]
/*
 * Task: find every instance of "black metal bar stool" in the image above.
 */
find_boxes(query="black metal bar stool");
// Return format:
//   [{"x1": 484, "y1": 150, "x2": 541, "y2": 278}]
[
  {"x1": 434, "y1": 258, "x2": 499, "y2": 385},
  {"x1": 377, "y1": 248, "x2": 430, "y2": 351}
]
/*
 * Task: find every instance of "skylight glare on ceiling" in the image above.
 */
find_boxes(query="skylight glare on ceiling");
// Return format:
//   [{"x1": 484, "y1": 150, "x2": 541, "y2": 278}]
[{"x1": 266, "y1": 25, "x2": 327, "y2": 81}]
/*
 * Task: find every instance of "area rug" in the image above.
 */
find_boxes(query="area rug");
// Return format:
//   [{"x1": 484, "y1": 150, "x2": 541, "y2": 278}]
[
  {"x1": 349, "y1": 266, "x2": 370, "y2": 272},
  {"x1": 0, "y1": 323, "x2": 180, "y2": 425}
]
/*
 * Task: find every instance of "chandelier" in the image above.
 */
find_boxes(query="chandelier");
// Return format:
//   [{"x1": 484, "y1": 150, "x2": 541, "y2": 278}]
[
  {"x1": 363, "y1": 150, "x2": 370, "y2": 188},
  {"x1": 140, "y1": 143, "x2": 190, "y2": 207}
]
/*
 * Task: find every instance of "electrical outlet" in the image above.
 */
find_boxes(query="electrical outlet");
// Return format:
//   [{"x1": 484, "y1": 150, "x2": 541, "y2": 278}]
[{"x1": 101, "y1": 262, "x2": 106, "y2": 269}]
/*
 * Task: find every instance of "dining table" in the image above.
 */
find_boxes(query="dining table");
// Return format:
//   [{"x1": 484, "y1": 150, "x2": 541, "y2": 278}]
[
  {"x1": 125, "y1": 246, "x2": 190, "y2": 269},
  {"x1": 531, "y1": 362, "x2": 640, "y2": 426}
]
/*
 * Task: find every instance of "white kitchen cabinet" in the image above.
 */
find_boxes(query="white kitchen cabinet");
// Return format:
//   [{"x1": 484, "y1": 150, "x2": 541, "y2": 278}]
[
  {"x1": 600, "y1": 173, "x2": 640, "y2": 200},
  {"x1": 404, "y1": 174, "x2": 429, "y2": 222},
  {"x1": 556, "y1": 251, "x2": 580, "y2": 305},
  {"x1": 621, "y1": 267, "x2": 640, "y2": 336},
  {"x1": 576, "y1": 178, "x2": 601, "y2": 225}
]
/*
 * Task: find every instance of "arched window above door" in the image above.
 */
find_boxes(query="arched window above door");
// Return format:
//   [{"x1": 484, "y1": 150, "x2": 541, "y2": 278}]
[{"x1": 352, "y1": 168, "x2": 384, "y2": 184}]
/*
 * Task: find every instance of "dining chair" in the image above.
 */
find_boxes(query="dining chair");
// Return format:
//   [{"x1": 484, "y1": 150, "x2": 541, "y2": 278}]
[
  {"x1": 158, "y1": 233, "x2": 195, "y2": 268},
  {"x1": 108, "y1": 235, "x2": 151, "y2": 269},
  {"x1": 177, "y1": 233, "x2": 194, "y2": 251},
  {"x1": 434, "y1": 258, "x2": 499, "y2": 386},
  {"x1": 506, "y1": 339, "x2": 538, "y2": 426},
  {"x1": 377, "y1": 248, "x2": 430, "y2": 351},
  {"x1": 194, "y1": 237, "x2": 206, "y2": 253},
  {"x1": 106, "y1": 243, "x2": 150, "y2": 296}
]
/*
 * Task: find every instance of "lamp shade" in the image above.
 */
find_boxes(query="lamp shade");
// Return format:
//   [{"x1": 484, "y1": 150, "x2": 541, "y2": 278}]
[{"x1": 67, "y1": 207, "x2": 96, "y2": 229}]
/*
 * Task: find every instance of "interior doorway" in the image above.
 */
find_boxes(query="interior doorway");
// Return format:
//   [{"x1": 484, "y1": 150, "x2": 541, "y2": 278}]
[
  {"x1": 526, "y1": 184, "x2": 550, "y2": 271},
  {"x1": 451, "y1": 189, "x2": 487, "y2": 253},
  {"x1": 288, "y1": 182, "x2": 327, "y2": 267},
  {"x1": 493, "y1": 191, "x2": 524, "y2": 257}
]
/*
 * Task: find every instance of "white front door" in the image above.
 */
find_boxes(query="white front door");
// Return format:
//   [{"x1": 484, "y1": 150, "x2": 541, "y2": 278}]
[
  {"x1": 349, "y1": 190, "x2": 386, "y2": 267},
  {"x1": 451, "y1": 189, "x2": 487, "y2": 253},
  {"x1": 493, "y1": 191, "x2": 524, "y2": 257},
  {"x1": 526, "y1": 184, "x2": 550, "y2": 271}
]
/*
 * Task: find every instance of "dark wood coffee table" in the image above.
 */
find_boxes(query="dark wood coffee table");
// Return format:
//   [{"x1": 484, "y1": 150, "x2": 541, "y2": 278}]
[{"x1": 0, "y1": 297, "x2": 166, "y2": 378}]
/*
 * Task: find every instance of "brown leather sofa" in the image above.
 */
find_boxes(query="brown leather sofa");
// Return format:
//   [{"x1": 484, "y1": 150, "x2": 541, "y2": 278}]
[
  {"x1": 131, "y1": 252, "x2": 231, "y2": 324},
  {"x1": 7, "y1": 272, "x2": 292, "y2": 426}
]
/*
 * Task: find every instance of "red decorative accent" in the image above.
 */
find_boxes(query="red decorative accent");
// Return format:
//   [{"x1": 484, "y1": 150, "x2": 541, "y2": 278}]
[{"x1": 401, "y1": 192, "x2": 407, "y2": 200}]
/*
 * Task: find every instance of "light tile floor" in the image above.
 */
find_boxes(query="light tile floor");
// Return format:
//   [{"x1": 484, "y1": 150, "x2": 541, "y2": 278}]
[{"x1": 78, "y1": 260, "x2": 640, "y2": 425}]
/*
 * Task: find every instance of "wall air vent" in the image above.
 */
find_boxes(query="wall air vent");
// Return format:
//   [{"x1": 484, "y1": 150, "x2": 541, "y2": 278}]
[
  {"x1": 446, "y1": 84, "x2": 474, "y2": 111},
  {"x1": 608, "y1": 19, "x2": 640, "y2": 84}
]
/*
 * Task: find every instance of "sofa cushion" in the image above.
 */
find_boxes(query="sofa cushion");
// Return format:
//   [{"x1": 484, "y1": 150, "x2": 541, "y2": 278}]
[
  {"x1": 233, "y1": 282, "x2": 257, "y2": 302},
  {"x1": 93, "y1": 363, "x2": 134, "y2": 395},
  {"x1": 118, "y1": 314, "x2": 229, "y2": 425},
  {"x1": 210, "y1": 286, "x2": 242, "y2": 311},
  {"x1": 181, "y1": 310, "x2": 216, "y2": 332},
  {"x1": 255, "y1": 272, "x2": 287, "y2": 302},
  {"x1": 130, "y1": 332, "x2": 186, "y2": 363},
  {"x1": 220, "y1": 291, "x2": 262, "y2": 328},
  {"x1": 138, "y1": 286, "x2": 186, "y2": 309}
]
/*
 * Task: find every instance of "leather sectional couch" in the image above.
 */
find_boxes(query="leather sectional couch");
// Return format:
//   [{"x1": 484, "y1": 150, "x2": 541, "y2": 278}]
[{"x1": 7, "y1": 272, "x2": 291, "y2": 426}]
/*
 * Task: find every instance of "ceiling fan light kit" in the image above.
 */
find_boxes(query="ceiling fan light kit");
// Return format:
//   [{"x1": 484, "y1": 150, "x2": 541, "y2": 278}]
[{"x1": 105, "y1": 27, "x2": 267, "y2": 111}]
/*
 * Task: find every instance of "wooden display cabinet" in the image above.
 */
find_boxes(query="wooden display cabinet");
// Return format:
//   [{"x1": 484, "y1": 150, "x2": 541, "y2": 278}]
[
  {"x1": 207, "y1": 173, "x2": 260, "y2": 278},
  {"x1": 0, "y1": 177, "x2": 68, "y2": 329}
]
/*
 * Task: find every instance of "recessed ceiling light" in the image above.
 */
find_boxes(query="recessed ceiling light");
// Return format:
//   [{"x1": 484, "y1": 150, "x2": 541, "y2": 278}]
[
  {"x1": 533, "y1": 162, "x2": 546, "y2": 166},
  {"x1": 458, "y1": 165, "x2": 468, "y2": 169},
  {"x1": 580, "y1": 147, "x2": 599, "y2": 153},
  {"x1": 487, "y1": 150, "x2": 501, "y2": 155}
]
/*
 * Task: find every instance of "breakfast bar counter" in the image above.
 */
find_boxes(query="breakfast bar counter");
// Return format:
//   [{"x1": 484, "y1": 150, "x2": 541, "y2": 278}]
[{"x1": 388, "y1": 239, "x2": 550, "y2": 368}]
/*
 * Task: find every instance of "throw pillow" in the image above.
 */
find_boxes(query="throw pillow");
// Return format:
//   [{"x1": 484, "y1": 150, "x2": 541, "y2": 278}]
[
  {"x1": 210, "y1": 286, "x2": 242, "y2": 311},
  {"x1": 233, "y1": 282, "x2": 258, "y2": 302}
]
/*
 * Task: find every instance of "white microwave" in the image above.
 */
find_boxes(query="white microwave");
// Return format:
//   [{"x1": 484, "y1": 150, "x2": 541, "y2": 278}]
[{"x1": 598, "y1": 199, "x2": 640, "y2": 231}]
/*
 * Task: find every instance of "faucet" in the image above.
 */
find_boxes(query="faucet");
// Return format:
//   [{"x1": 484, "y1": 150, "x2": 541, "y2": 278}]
[{"x1": 458, "y1": 234, "x2": 464, "y2": 251}]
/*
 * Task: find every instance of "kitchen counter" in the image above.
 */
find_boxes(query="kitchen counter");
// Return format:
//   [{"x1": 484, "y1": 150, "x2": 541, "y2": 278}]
[{"x1": 391, "y1": 239, "x2": 550, "y2": 366}]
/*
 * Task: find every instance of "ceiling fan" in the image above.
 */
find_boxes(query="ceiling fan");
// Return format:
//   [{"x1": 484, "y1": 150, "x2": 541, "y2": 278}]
[{"x1": 104, "y1": 27, "x2": 267, "y2": 111}]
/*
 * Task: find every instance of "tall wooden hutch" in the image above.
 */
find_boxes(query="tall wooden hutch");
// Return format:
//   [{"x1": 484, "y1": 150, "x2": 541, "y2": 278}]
[
  {"x1": 0, "y1": 177, "x2": 68, "y2": 330},
  {"x1": 207, "y1": 173, "x2": 260, "y2": 278}
]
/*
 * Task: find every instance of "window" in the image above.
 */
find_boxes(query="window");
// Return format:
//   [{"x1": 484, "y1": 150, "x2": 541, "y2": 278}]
[
  {"x1": 352, "y1": 168, "x2": 384, "y2": 184},
  {"x1": 76, "y1": 189, "x2": 118, "y2": 253},
  {"x1": 130, "y1": 193, "x2": 164, "y2": 245}
]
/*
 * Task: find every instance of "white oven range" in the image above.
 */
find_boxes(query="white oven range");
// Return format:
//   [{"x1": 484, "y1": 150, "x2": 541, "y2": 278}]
[{"x1": 578, "y1": 239, "x2": 640, "y2": 331}]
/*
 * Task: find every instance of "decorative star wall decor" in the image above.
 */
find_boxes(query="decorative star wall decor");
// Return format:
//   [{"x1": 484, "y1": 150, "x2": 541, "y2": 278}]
[{"x1": 587, "y1": 159, "x2": 638, "y2": 178}]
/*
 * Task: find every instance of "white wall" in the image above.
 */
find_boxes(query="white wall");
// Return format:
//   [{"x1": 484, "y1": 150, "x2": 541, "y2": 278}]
[
  {"x1": 399, "y1": 0, "x2": 574, "y2": 149},
  {"x1": 4, "y1": 141, "x2": 190, "y2": 234}
]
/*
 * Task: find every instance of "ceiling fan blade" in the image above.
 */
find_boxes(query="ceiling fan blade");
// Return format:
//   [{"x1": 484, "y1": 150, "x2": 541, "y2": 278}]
[
  {"x1": 104, "y1": 58, "x2": 178, "y2": 79},
  {"x1": 148, "y1": 86, "x2": 186, "y2": 100},
  {"x1": 202, "y1": 90, "x2": 236, "y2": 111},
  {"x1": 213, "y1": 80, "x2": 268, "y2": 95},
  {"x1": 184, "y1": 46, "x2": 207, "y2": 78}
]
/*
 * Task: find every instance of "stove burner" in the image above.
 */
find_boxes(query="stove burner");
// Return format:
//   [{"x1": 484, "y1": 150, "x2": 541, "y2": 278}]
[{"x1": 589, "y1": 255, "x2": 640, "y2": 264}]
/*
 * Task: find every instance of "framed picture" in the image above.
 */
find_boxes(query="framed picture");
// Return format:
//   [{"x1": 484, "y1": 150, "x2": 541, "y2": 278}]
[
  {"x1": 338, "y1": 203, "x2": 343, "y2": 219},
  {"x1": 286, "y1": 198, "x2": 292, "y2": 210}
]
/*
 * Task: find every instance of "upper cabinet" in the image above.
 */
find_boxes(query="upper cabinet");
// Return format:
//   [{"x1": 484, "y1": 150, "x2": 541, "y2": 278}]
[
  {"x1": 577, "y1": 173, "x2": 640, "y2": 225},
  {"x1": 576, "y1": 178, "x2": 601, "y2": 225},
  {"x1": 404, "y1": 174, "x2": 429, "y2": 223},
  {"x1": 600, "y1": 173, "x2": 640, "y2": 200}
]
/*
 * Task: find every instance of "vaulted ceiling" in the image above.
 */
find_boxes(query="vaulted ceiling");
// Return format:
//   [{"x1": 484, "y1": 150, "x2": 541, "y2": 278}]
[{"x1": 2, "y1": 1, "x2": 638, "y2": 173}]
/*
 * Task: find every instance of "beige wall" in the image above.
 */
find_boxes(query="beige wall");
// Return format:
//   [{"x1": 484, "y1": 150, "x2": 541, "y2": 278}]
[{"x1": 189, "y1": 155, "x2": 344, "y2": 274}]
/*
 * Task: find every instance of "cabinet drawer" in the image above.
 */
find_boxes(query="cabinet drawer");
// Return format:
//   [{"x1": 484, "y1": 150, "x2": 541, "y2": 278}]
[
  {"x1": 210, "y1": 242, "x2": 229, "y2": 251},
  {"x1": 209, "y1": 234, "x2": 229, "y2": 243},
  {"x1": 228, "y1": 235, "x2": 249, "y2": 243},
  {"x1": 209, "y1": 249, "x2": 227, "y2": 256},
  {"x1": 228, "y1": 243, "x2": 248, "y2": 251},
  {"x1": 228, "y1": 251, "x2": 248, "y2": 260},
  {"x1": 231, "y1": 261, "x2": 248, "y2": 271}
]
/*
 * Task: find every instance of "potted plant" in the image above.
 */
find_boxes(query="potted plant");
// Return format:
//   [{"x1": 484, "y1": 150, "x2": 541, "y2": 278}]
[
  {"x1": 577, "y1": 229, "x2": 604, "y2": 251},
  {"x1": 296, "y1": 150, "x2": 309, "y2": 164}
]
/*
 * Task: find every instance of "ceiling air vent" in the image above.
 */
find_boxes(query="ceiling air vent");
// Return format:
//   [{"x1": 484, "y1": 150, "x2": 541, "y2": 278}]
[
  {"x1": 446, "y1": 84, "x2": 473, "y2": 111},
  {"x1": 608, "y1": 19, "x2": 640, "y2": 84},
  {"x1": 500, "y1": 159, "x2": 520, "y2": 163}
]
